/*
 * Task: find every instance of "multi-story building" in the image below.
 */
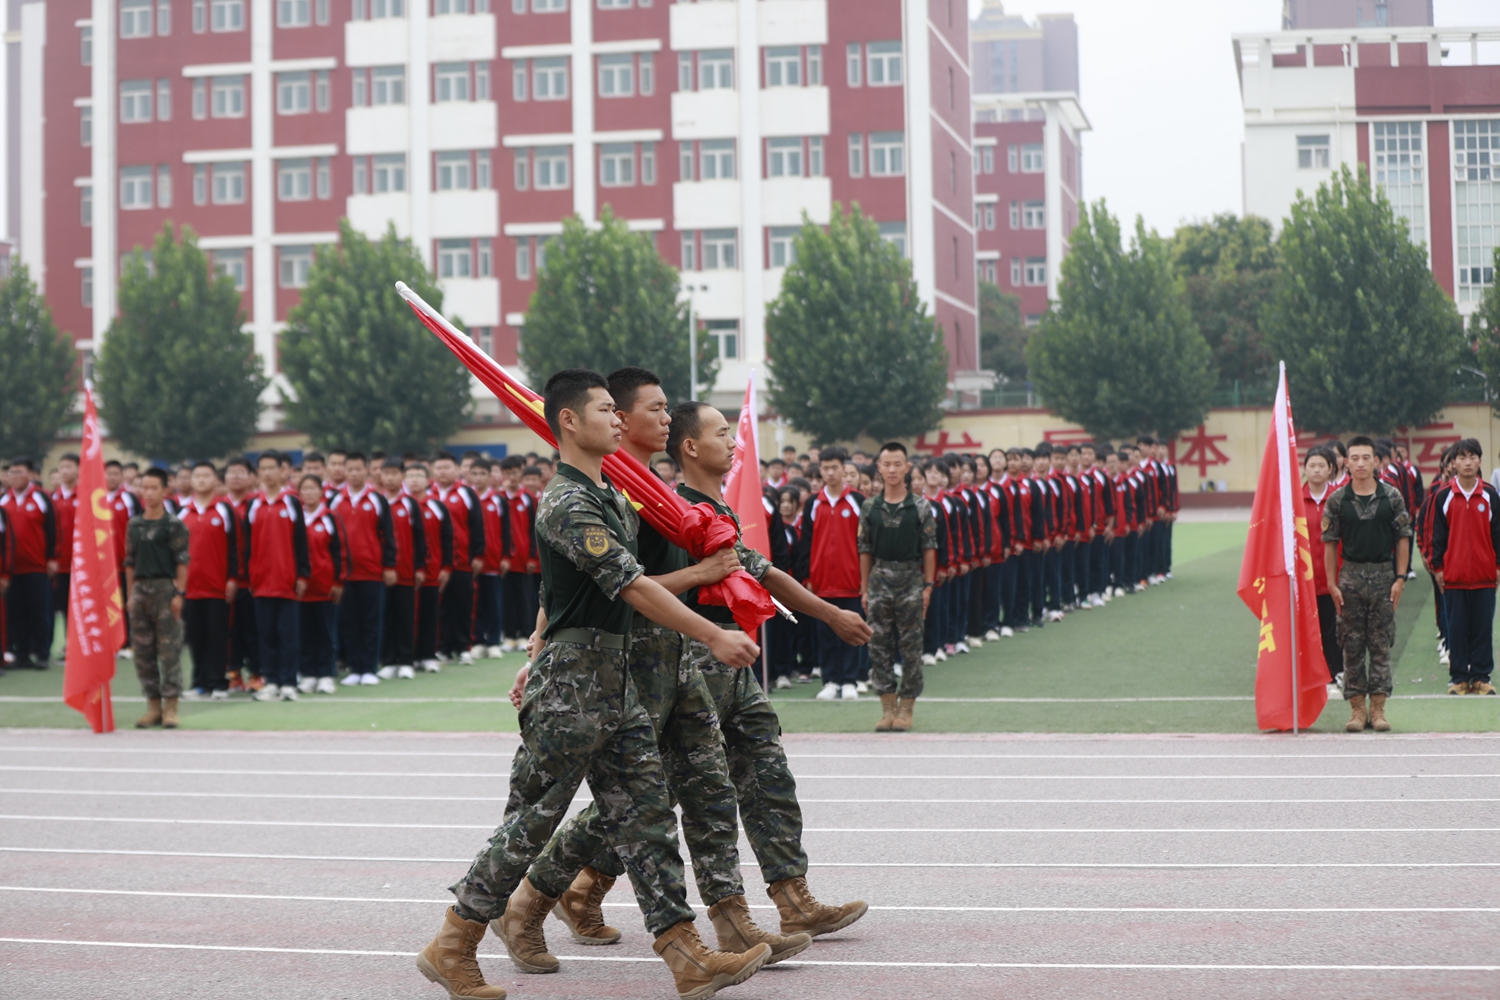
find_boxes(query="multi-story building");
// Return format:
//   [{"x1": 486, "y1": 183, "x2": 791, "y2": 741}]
[
  {"x1": 968, "y1": 0, "x2": 1075, "y2": 96},
  {"x1": 15, "y1": 0, "x2": 979, "y2": 423},
  {"x1": 1234, "y1": 24, "x2": 1500, "y2": 313},
  {"x1": 1281, "y1": 0, "x2": 1432, "y2": 31}
]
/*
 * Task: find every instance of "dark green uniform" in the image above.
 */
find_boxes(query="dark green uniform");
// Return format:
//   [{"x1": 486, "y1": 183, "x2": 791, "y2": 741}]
[
  {"x1": 448, "y1": 464, "x2": 695, "y2": 937},
  {"x1": 858, "y1": 493, "x2": 937, "y2": 698},
  {"x1": 123, "y1": 512, "x2": 190, "y2": 700},
  {"x1": 1321, "y1": 481, "x2": 1412, "y2": 699}
]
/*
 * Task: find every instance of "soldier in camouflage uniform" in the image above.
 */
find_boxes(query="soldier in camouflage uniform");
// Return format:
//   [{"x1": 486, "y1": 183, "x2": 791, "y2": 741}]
[
  {"x1": 122, "y1": 468, "x2": 190, "y2": 730},
  {"x1": 858, "y1": 442, "x2": 938, "y2": 731},
  {"x1": 419, "y1": 369, "x2": 770, "y2": 1000},
  {"x1": 1321, "y1": 436, "x2": 1412, "y2": 734}
]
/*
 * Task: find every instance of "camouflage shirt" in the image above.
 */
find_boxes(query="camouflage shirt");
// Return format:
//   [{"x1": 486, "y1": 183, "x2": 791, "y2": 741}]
[
  {"x1": 676, "y1": 483, "x2": 771, "y2": 626},
  {"x1": 124, "y1": 511, "x2": 190, "y2": 580},
  {"x1": 535, "y1": 463, "x2": 644, "y2": 638},
  {"x1": 857, "y1": 492, "x2": 938, "y2": 563},
  {"x1": 1321, "y1": 480, "x2": 1412, "y2": 564}
]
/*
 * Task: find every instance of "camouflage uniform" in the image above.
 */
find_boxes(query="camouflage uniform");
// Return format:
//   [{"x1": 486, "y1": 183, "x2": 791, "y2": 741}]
[
  {"x1": 448, "y1": 464, "x2": 695, "y2": 937},
  {"x1": 1322, "y1": 480, "x2": 1412, "y2": 699},
  {"x1": 123, "y1": 514, "x2": 190, "y2": 701},
  {"x1": 858, "y1": 494, "x2": 938, "y2": 699}
]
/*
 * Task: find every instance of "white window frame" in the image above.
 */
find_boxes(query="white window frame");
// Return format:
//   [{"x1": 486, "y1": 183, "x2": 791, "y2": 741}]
[
  {"x1": 214, "y1": 249, "x2": 247, "y2": 290},
  {"x1": 436, "y1": 150, "x2": 472, "y2": 191},
  {"x1": 1024, "y1": 257, "x2": 1046, "y2": 286},
  {"x1": 639, "y1": 53, "x2": 653, "y2": 95},
  {"x1": 515, "y1": 237, "x2": 532, "y2": 279},
  {"x1": 120, "y1": 0, "x2": 153, "y2": 39},
  {"x1": 848, "y1": 133, "x2": 863, "y2": 177},
  {"x1": 157, "y1": 79, "x2": 172, "y2": 119},
  {"x1": 211, "y1": 162, "x2": 246, "y2": 203},
  {"x1": 120, "y1": 79, "x2": 153, "y2": 123},
  {"x1": 766, "y1": 136, "x2": 802, "y2": 178},
  {"x1": 435, "y1": 62, "x2": 471, "y2": 103},
  {"x1": 807, "y1": 45, "x2": 821, "y2": 85},
  {"x1": 1020, "y1": 143, "x2": 1043, "y2": 173},
  {"x1": 278, "y1": 158, "x2": 313, "y2": 201},
  {"x1": 599, "y1": 143, "x2": 635, "y2": 187},
  {"x1": 1021, "y1": 200, "x2": 1044, "y2": 230},
  {"x1": 641, "y1": 142, "x2": 655, "y2": 185},
  {"x1": 372, "y1": 66, "x2": 406, "y2": 105},
  {"x1": 598, "y1": 53, "x2": 633, "y2": 97},
  {"x1": 1297, "y1": 134, "x2": 1330, "y2": 170},
  {"x1": 698, "y1": 49, "x2": 733, "y2": 90},
  {"x1": 277, "y1": 71, "x2": 311, "y2": 115},
  {"x1": 211, "y1": 0, "x2": 243, "y2": 30},
  {"x1": 277, "y1": 0, "x2": 310, "y2": 27},
  {"x1": 120, "y1": 166, "x2": 153, "y2": 209},
  {"x1": 768, "y1": 226, "x2": 797, "y2": 268},
  {"x1": 437, "y1": 239, "x2": 473, "y2": 279},
  {"x1": 373, "y1": 153, "x2": 407, "y2": 192},
  {"x1": 699, "y1": 139, "x2": 734, "y2": 180},
  {"x1": 211, "y1": 75, "x2": 245, "y2": 118},
  {"x1": 1010, "y1": 258, "x2": 1022, "y2": 286},
  {"x1": 157, "y1": 164, "x2": 172, "y2": 206},
  {"x1": 846, "y1": 42, "x2": 861, "y2": 86},
  {"x1": 705, "y1": 319, "x2": 739, "y2": 360},
  {"x1": 533, "y1": 58, "x2": 567, "y2": 100},
  {"x1": 866, "y1": 41, "x2": 901, "y2": 86},
  {"x1": 878, "y1": 221, "x2": 907, "y2": 258},
  {"x1": 534, "y1": 147, "x2": 570, "y2": 189},
  {"x1": 279, "y1": 246, "x2": 313, "y2": 288},
  {"x1": 869, "y1": 131, "x2": 904, "y2": 176},
  {"x1": 765, "y1": 46, "x2": 800, "y2": 87},
  {"x1": 701, "y1": 229, "x2": 736, "y2": 270}
]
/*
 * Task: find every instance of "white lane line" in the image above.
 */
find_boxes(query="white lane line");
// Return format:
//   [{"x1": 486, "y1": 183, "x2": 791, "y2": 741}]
[
  {"x1": 6, "y1": 887, "x2": 1497, "y2": 914},
  {"x1": 0, "y1": 938, "x2": 1493, "y2": 971},
  {"x1": 6, "y1": 815, "x2": 1498, "y2": 835},
  {"x1": 5, "y1": 847, "x2": 1498, "y2": 869}
]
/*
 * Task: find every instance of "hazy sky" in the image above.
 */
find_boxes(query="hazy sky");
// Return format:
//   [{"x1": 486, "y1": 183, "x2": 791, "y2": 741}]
[{"x1": 968, "y1": 0, "x2": 1498, "y2": 235}]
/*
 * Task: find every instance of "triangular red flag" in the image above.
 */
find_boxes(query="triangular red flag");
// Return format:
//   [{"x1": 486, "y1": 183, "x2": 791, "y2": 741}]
[{"x1": 724, "y1": 371, "x2": 771, "y2": 559}]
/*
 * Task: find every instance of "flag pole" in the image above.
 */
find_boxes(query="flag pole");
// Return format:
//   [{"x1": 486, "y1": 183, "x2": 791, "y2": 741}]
[{"x1": 1284, "y1": 362, "x2": 1299, "y2": 735}]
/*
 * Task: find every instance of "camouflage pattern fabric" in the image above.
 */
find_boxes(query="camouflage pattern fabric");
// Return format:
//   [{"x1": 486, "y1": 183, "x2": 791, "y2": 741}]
[
  {"x1": 129, "y1": 577, "x2": 184, "y2": 700},
  {"x1": 1337, "y1": 561, "x2": 1397, "y2": 698},
  {"x1": 528, "y1": 624, "x2": 746, "y2": 906},
  {"x1": 867, "y1": 559, "x2": 926, "y2": 698}
]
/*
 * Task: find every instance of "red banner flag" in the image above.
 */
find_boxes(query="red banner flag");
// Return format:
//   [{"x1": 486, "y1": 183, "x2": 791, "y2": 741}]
[
  {"x1": 724, "y1": 371, "x2": 771, "y2": 559},
  {"x1": 62, "y1": 384, "x2": 123, "y2": 733},
  {"x1": 395, "y1": 282, "x2": 775, "y2": 633},
  {"x1": 1236, "y1": 363, "x2": 1329, "y2": 731}
]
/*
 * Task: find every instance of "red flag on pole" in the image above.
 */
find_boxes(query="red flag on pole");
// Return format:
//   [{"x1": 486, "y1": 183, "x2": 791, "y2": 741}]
[
  {"x1": 62, "y1": 383, "x2": 123, "y2": 733},
  {"x1": 724, "y1": 370, "x2": 771, "y2": 559},
  {"x1": 1236, "y1": 363, "x2": 1330, "y2": 732}
]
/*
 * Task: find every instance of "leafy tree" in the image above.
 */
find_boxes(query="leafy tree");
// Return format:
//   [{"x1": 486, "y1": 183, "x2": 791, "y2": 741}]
[
  {"x1": 1468, "y1": 247, "x2": 1500, "y2": 414},
  {"x1": 0, "y1": 262, "x2": 76, "y2": 462},
  {"x1": 280, "y1": 220, "x2": 473, "y2": 453},
  {"x1": 766, "y1": 205, "x2": 949, "y2": 444},
  {"x1": 1027, "y1": 200, "x2": 1214, "y2": 441},
  {"x1": 1170, "y1": 213, "x2": 1279, "y2": 386},
  {"x1": 1262, "y1": 164, "x2": 1463, "y2": 434},
  {"x1": 96, "y1": 224, "x2": 268, "y2": 462},
  {"x1": 979, "y1": 281, "x2": 1028, "y2": 383},
  {"x1": 519, "y1": 208, "x2": 715, "y2": 402}
]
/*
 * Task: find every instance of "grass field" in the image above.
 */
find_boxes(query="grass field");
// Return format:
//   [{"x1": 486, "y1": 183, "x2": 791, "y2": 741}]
[{"x1": 2, "y1": 520, "x2": 1496, "y2": 735}]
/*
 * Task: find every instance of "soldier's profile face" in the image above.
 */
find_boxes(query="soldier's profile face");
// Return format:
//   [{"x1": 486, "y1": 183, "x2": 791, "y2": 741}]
[
  {"x1": 569, "y1": 388, "x2": 623, "y2": 454},
  {"x1": 620, "y1": 384, "x2": 671, "y2": 454}
]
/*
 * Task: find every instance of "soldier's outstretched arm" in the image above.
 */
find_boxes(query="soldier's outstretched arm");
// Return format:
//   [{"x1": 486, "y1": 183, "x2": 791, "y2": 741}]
[
  {"x1": 621, "y1": 575, "x2": 761, "y2": 668},
  {"x1": 761, "y1": 566, "x2": 873, "y2": 646}
]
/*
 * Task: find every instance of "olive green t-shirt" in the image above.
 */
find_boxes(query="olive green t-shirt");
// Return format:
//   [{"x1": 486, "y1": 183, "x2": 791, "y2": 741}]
[
  {"x1": 124, "y1": 512, "x2": 190, "y2": 580},
  {"x1": 1321, "y1": 481, "x2": 1412, "y2": 564},
  {"x1": 536, "y1": 463, "x2": 644, "y2": 639},
  {"x1": 675, "y1": 483, "x2": 771, "y2": 626}
]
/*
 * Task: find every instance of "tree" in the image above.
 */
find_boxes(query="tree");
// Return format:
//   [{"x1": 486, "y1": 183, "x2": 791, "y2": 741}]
[
  {"x1": 766, "y1": 205, "x2": 949, "y2": 444},
  {"x1": 0, "y1": 263, "x2": 76, "y2": 462},
  {"x1": 1170, "y1": 213, "x2": 1279, "y2": 386},
  {"x1": 1027, "y1": 200, "x2": 1214, "y2": 441},
  {"x1": 1469, "y1": 247, "x2": 1500, "y2": 414},
  {"x1": 1262, "y1": 164, "x2": 1463, "y2": 434},
  {"x1": 979, "y1": 281, "x2": 1028, "y2": 383},
  {"x1": 519, "y1": 208, "x2": 715, "y2": 402},
  {"x1": 280, "y1": 220, "x2": 473, "y2": 453},
  {"x1": 96, "y1": 224, "x2": 268, "y2": 462}
]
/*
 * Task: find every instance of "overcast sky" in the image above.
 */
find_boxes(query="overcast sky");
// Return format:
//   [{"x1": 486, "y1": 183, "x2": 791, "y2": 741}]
[{"x1": 969, "y1": 0, "x2": 1498, "y2": 235}]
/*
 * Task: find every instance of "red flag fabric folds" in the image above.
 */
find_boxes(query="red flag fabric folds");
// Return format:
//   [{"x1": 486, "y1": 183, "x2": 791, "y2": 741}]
[{"x1": 724, "y1": 371, "x2": 771, "y2": 560}]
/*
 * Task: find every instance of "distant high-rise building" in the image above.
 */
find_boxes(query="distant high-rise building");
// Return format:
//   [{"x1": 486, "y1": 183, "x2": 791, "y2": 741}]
[
  {"x1": 969, "y1": 1, "x2": 1077, "y2": 96},
  {"x1": 1281, "y1": 0, "x2": 1432, "y2": 30}
]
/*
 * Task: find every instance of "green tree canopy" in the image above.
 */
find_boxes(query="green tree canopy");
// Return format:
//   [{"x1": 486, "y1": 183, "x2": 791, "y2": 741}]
[
  {"x1": 766, "y1": 205, "x2": 949, "y2": 445},
  {"x1": 1027, "y1": 200, "x2": 1214, "y2": 441},
  {"x1": 280, "y1": 220, "x2": 473, "y2": 453},
  {"x1": 1170, "y1": 213, "x2": 1279, "y2": 386},
  {"x1": 0, "y1": 262, "x2": 75, "y2": 462},
  {"x1": 1469, "y1": 247, "x2": 1500, "y2": 415},
  {"x1": 96, "y1": 224, "x2": 268, "y2": 463},
  {"x1": 1262, "y1": 164, "x2": 1463, "y2": 434},
  {"x1": 518, "y1": 207, "x2": 714, "y2": 402},
  {"x1": 979, "y1": 281, "x2": 1028, "y2": 383}
]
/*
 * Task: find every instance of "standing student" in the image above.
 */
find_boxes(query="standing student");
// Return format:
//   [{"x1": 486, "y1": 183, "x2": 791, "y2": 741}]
[
  {"x1": 222, "y1": 457, "x2": 259, "y2": 692},
  {"x1": 496, "y1": 457, "x2": 535, "y2": 652},
  {"x1": 297, "y1": 474, "x2": 345, "y2": 694},
  {"x1": 431, "y1": 454, "x2": 484, "y2": 664},
  {"x1": 986, "y1": 448, "x2": 1018, "y2": 637},
  {"x1": 408, "y1": 464, "x2": 451, "y2": 672},
  {"x1": 324, "y1": 449, "x2": 349, "y2": 502},
  {"x1": 1302, "y1": 445, "x2": 1342, "y2": 694},
  {"x1": 245, "y1": 451, "x2": 310, "y2": 702},
  {"x1": 919, "y1": 460, "x2": 951, "y2": 663},
  {"x1": 332, "y1": 453, "x2": 396, "y2": 686},
  {"x1": 798, "y1": 447, "x2": 867, "y2": 701},
  {"x1": 768, "y1": 486, "x2": 803, "y2": 687},
  {"x1": 179, "y1": 462, "x2": 239, "y2": 700},
  {"x1": 105, "y1": 460, "x2": 142, "y2": 657},
  {"x1": 51, "y1": 453, "x2": 79, "y2": 646},
  {"x1": 2, "y1": 459, "x2": 56, "y2": 670},
  {"x1": 473, "y1": 459, "x2": 511, "y2": 658},
  {"x1": 124, "y1": 468, "x2": 190, "y2": 729},
  {"x1": 380, "y1": 458, "x2": 426, "y2": 679},
  {"x1": 1084, "y1": 443, "x2": 1116, "y2": 606},
  {"x1": 1428, "y1": 438, "x2": 1500, "y2": 697}
]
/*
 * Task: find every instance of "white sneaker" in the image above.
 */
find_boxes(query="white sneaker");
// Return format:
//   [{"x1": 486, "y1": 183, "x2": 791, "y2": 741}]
[
  {"x1": 1093, "y1": 594, "x2": 1106, "y2": 607},
  {"x1": 252, "y1": 686, "x2": 280, "y2": 702},
  {"x1": 296, "y1": 676, "x2": 317, "y2": 694},
  {"x1": 955, "y1": 641, "x2": 970, "y2": 654},
  {"x1": 1334, "y1": 672, "x2": 1345, "y2": 692},
  {"x1": 340, "y1": 673, "x2": 362, "y2": 686},
  {"x1": 500, "y1": 639, "x2": 517, "y2": 653},
  {"x1": 934, "y1": 649, "x2": 948, "y2": 662},
  {"x1": 119, "y1": 649, "x2": 134, "y2": 661},
  {"x1": 316, "y1": 676, "x2": 337, "y2": 695},
  {"x1": 279, "y1": 686, "x2": 299, "y2": 701},
  {"x1": 376, "y1": 666, "x2": 398, "y2": 680},
  {"x1": 1000, "y1": 627, "x2": 1014, "y2": 638},
  {"x1": 967, "y1": 636, "x2": 984, "y2": 649},
  {"x1": 360, "y1": 673, "x2": 380, "y2": 685},
  {"x1": 435, "y1": 652, "x2": 451, "y2": 663},
  {"x1": 1113, "y1": 587, "x2": 1125, "y2": 598},
  {"x1": 984, "y1": 630, "x2": 1000, "y2": 641},
  {"x1": 209, "y1": 689, "x2": 230, "y2": 701},
  {"x1": 397, "y1": 665, "x2": 416, "y2": 679},
  {"x1": 459, "y1": 651, "x2": 475, "y2": 665},
  {"x1": 421, "y1": 659, "x2": 442, "y2": 673},
  {"x1": 1327, "y1": 683, "x2": 1342, "y2": 697},
  {"x1": 840, "y1": 683, "x2": 858, "y2": 700},
  {"x1": 181, "y1": 688, "x2": 207, "y2": 701},
  {"x1": 1440, "y1": 650, "x2": 1451, "y2": 664},
  {"x1": 815, "y1": 681, "x2": 839, "y2": 701},
  {"x1": 486, "y1": 645, "x2": 504, "y2": 659},
  {"x1": 921, "y1": 653, "x2": 937, "y2": 666},
  {"x1": 855, "y1": 680, "x2": 869, "y2": 694},
  {"x1": 810, "y1": 667, "x2": 822, "y2": 678},
  {"x1": 774, "y1": 675, "x2": 793, "y2": 690}
]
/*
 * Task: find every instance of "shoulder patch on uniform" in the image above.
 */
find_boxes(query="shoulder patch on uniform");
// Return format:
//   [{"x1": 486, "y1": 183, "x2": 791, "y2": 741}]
[{"x1": 583, "y1": 524, "x2": 609, "y2": 557}]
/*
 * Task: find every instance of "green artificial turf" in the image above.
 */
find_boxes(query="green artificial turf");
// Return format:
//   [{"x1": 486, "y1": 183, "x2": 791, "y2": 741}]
[{"x1": 2, "y1": 520, "x2": 1495, "y2": 734}]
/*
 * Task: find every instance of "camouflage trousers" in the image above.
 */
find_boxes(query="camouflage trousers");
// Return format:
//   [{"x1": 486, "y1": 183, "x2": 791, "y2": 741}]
[
  {"x1": 1337, "y1": 562, "x2": 1396, "y2": 698},
  {"x1": 129, "y1": 578, "x2": 184, "y2": 700},
  {"x1": 868, "y1": 559, "x2": 926, "y2": 698},
  {"x1": 690, "y1": 634, "x2": 809, "y2": 885},
  {"x1": 527, "y1": 623, "x2": 745, "y2": 906},
  {"x1": 449, "y1": 637, "x2": 694, "y2": 937}
]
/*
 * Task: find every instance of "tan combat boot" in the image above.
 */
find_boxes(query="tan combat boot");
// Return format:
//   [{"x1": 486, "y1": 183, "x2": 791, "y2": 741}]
[
  {"x1": 706, "y1": 894, "x2": 812, "y2": 965},
  {"x1": 891, "y1": 697, "x2": 916, "y2": 732},
  {"x1": 874, "y1": 693, "x2": 898, "y2": 732},
  {"x1": 553, "y1": 865, "x2": 621, "y2": 945},
  {"x1": 416, "y1": 907, "x2": 507, "y2": 999},
  {"x1": 652, "y1": 919, "x2": 770, "y2": 1000},
  {"x1": 766, "y1": 876, "x2": 868, "y2": 937},
  {"x1": 161, "y1": 698, "x2": 180, "y2": 729},
  {"x1": 1345, "y1": 694, "x2": 1367, "y2": 733},
  {"x1": 135, "y1": 699, "x2": 162, "y2": 729},
  {"x1": 1369, "y1": 693, "x2": 1391, "y2": 732},
  {"x1": 492, "y1": 876, "x2": 560, "y2": 973}
]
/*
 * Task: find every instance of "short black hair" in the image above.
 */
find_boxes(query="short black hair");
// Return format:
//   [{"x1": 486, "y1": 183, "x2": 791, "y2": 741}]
[
  {"x1": 544, "y1": 368, "x2": 610, "y2": 439},
  {"x1": 381, "y1": 457, "x2": 404, "y2": 471},
  {"x1": 223, "y1": 457, "x2": 250, "y2": 473},
  {"x1": 878, "y1": 441, "x2": 907, "y2": 458},
  {"x1": 460, "y1": 450, "x2": 482, "y2": 461},
  {"x1": 1303, "y1": 444, "x2": 1336, "y2": 469},
  {"x1": 788, "y1": 476, "x2": 810, "y2": 492},
  {"x1": 522, "y1": 465, "x2": 542, "y2": 478},
  {"x1": 8, "y1": 456, "x2": 35, "y2": 471},
  {"x1": 104, "y1": 459, "x2": 122, "y2": 471},
  {"x1": 123, "y1": 461, "x2": 139, "y2": 471},
  {"x1": 303, "y1": 450, "x2": 326, "y2": 464},
  {"x1": 141, "y1": 466, "x2": 171, "y2": 487},
  {"x1": 665, "y1": 401, "x2": 711, "y2": 466},
  {"x1": 1346, "y1": 435, "x2": 1376, "y2": 453},
  {"x1": 432, "y1": 453, "x2": 456, "y2": 466},
  {"x1": 606, "y1": 366, "x2": 664, "y2": 414},
  {"x1": 298, "y1": 473, "x2": 324, "y2": 491},
  {"x1": 191, "y1": 459, "x2": 217, "y2": 473},
  {"x1": 500, "y1": 455, "x2": 525, "y2": 471},
  {"x1": 1326, "y1": 438, "x2": 1348, "y2": 458},
  {"x1": 1453, "y1": 437, "x2": 1483, "y2": 460},
  {"x1": 1034, "y1": 443, "x2": 1053, "y2": 457},
  {"x1": 327, "y1": 448, "x2": 348, "y2": 460},
  {"x1": 344, "y1": 451, "x2": 368, "y2": 466},
  {"x1": 820, "y1": 446, "x2": 850, "y2": 464},
  {"x1": 471, "y1": 457, "x2": 492, "y2": 472},
  {"x1": 257, "y1": 450, "x2": 283, "y2": 467},
  {"x1": 1136, "y1": 435, "x2": 1155, "y2": 446},
  {"x1": 59, "y1": 452, "x2": 80, "y2": 464}
]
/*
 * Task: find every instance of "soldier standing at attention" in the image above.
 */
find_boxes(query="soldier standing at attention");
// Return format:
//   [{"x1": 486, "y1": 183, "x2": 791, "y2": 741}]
[
  {"x1": 124, "y1": 467, "x2": 190, "y2": 729},
  {"x1": 419, "y1": 369, "x2": 771, "y2": 1000},
  {"x1": 859, "y1": 442, "x2": 937, "y2": 732},
  {"x1": 1323, "y1": 435, "x2": 1412, "y2": 734}
]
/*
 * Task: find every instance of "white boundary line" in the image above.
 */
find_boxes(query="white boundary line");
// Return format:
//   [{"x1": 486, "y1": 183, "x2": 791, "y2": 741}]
[{"x1": 0, "y1": 938, "x2": 1493, "y2": 971}]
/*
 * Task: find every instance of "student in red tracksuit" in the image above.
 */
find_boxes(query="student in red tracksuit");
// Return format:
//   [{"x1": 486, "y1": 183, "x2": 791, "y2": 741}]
[
  {"x1": 179, "y1": 461, "x2": 240, "y2": 698},
  {"x1": 796, "y1": 446, "x2": 866, "y2": 700},
  {"x1": 408, "y1": 463, "x2": 452, "y2": 671},
  {"x1": 1428, "y1": 438, "x2": 1500, "y2": 697},
  {"x1": 0, "y1": 503, "x2": 10, "y2": 675},
  {"x1": 298, "y1": 474, "x2": 346, "y2": 695},
  {"x1": 2, "y1": 458, "x2": 56, "y2": 669},
  {"x1": 1301, "y1": 445, "x2": 1341, "y2": 689},
  {"x1": 431, "y1": 454, "x2": 484, "y2": 663},
  {"x1": 104, "y1": 459, "x2": 142, "y2": 655},
  {"x1": 245, "y1": 451, "x2": 310, "y2": 701},
  {"x1": 331, "y1": 452, "x2": 397, "y2": 686},
  {"x1": 51, "y1": 453, "x2": 79, "y2": 643},
  {"x1": 497, "y1": 456, "x2": 536, "y2": 649},
  {"x1": 222, "y1": 457, "x2": 259, "y2": 690},
  {"x1": 380, "y1": 458, "x2": 427, "y2": 678},
  {"x1": 472, "y1": 459, "x2": 511, "y2": 657}
]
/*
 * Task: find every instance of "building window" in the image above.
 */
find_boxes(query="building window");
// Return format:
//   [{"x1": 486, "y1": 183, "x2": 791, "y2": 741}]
[
  {"x1": 373, "y1": 66, "x2": 406, "y2": 104},
  {"x1": 983, "y1": 147, "x2": 994, "y2": 173},
  {"x1": 277, "y1": 0, "x2": 310, "y2": 26},
  {"x1": 516, "y1": 237, "x2": 532, "y2": 279},
  {"x1": 641, "y1": 142, "x2": 655, "y2": 185},
  {"x1": 436, "y1": 150, "x2": 472, "y2": 190},
  {"x1": 157, "y1": 165, "x2": 172, "y2": 207},
  {"x1": 435, "y1": 63, "x2": 471, "y2": 102},
  {"x1": 212, "y1": 162, "x2": 246, "y2": 203},
  {"x1": 1024, "y1": 257, "x2": 1046, "y2": 286},
  {"x1": 353, "y1": 157, "x2": 367, "y2": 193},
  {"x1": 680, "y1": 231, "x2": 695, "y2": 270},
  {"x1": 195, "y1": 0, "x2": 207, "y2": 28},
  {"x1": 698, "y1": 49, "x2": 733, "y2": 90},
  {"x1": 82, "y1": 268, "x2": 94, "y2": 308},
  {"x1": 1007, "y1": 143, "x2": 1017, "y2": 173},
  {"x1": 373, "y1": 153, "x2": 407, "y2": 192},
  {"x1": 1022, "y1": 200, "x2": 1045, "y2": 229},
  {"x1": 278, "y1": 72, "x2": 311, "y2": 114},
  {"x1": 214, "y1": 249, "x2": 247, "y2": 290},
  {"x1": 979, "y1": 260, "x2": 997, "y2": 284},
  {"x1": 678, "y1": 52, "x2": 692, "y2": 91},
  {"x1": 697, "y1": 140, "x2": 735, "y2": 180},
  {"x1": 212, "y1": 76, "x2": 246, "y2": 117},
  {"x1": 211, "y1": 0, "x2": 243, "y2": 29},
  {"x1": 279, "y1": 246, "x2": 313, "y2": 288},
  {"x1": 279, "y1": 159, "x2": 313, "y2": 200},
  {"x1": 474, "y1": 326, "x2": 494, "y2": 357},
  {"x1": 193, "y1": 79, "x2": 206, "y2": 118},
  {"x1": 597, "y1": 0, "x2": 629, "y2": 7},
  {"x1": 1297, "y1": 134, "x2": 1330, "y2": 169},
  {"x1": 513, "y1": 150, "x2": 529, "y2": 189},
  {"x1": 701, "y1": 229, "x2": 736, "y2": 270},
  {"x1": 356, "y1": 0, "x2": 404, "y2": 17},
  {"x1": 767, "y1": 136, "x2": 802, "y2": 178},
  {"x1": 869, "y1": 131, "x2": 904, "y2": 176},
  {"x1": 878, "y1": 221, "x2": 907, "y2": 258},
  {"x1": 81, "y1": 186, "x2": 93, "y2": 226},
  {"x1": 81, "y1": 107, "x2": 92, "y2": 145},
  {"x1": 121, "y1": 0, "x2": 153, "y2": 38},
  {"x1": 532, "y1": 0, "x2": 564, "y2": 9},
  {"x1": 478, "y1": 239, "x2": 492, "y2": 277},
  {"x1": 316, "y1": 71, "x2": 330, "y2": 111},
  {"x1": 81, "y1": 25, "x2": 92, "y2": 64},
  {"x1": 533, "y1": 57, "x2": 567, "y2": 100},
  {"x1": 512, "y1": 59, "x2": 529, "y2": 100},
  {"x1": 765, "y1": 46, "x2": 800, "y2": 87},
  {"x1": 476, "y1": 62, "x2": 490, "y2": 99},
  {"x1": 866, "y1": 41, "x2": 901, "y2": 85},
  {"x1": 1373, "y1": 121, "x2": 1424, "y2": 244},
  {"x1": 848, "y1": 133, "x2": 863, "y2": 177},
  {"x1": 1009, "y1": 200, "x2": 1019, "y2": 229},
  {"x1": 846, "y1": 41, "x2": 861, "y2": 86},
  {"x1": 120, "y1": 166, "x2": 153, "y2": 209},
  {"x1": 193, "y1": 164, "x2": 207, "y2": 203},
  {"x1": 808, "y1": 44, "x2": 822, "y2": 85},
  {"x1": 437, "y1": 239, "x2": 473, "y2": 278},
  {"x1": 157, "y1": 79, "x2": 173, "y2": 119},
  {"x1": 316, "y1": 158, "x2": 331, "y2": 198},
  {"x1": 534, "y1": 147, "x2": 569, "y2": 189},
  {"x1": 706, "y1": 319, "x2": 739, "y2": 360},
  {"x1": 1010, "y1": 258, "x2": 1022, "y2": 286},
  {"x1": 121, "y1": 80, "x2": 153, "y2": 123},
  {"x1": 639, "y1": 52, "x2": 654, "y2": 95},
  {"x1": 599, "y1": 143, "x2": 635, "y2": 187},
  {"x1": 157, "y1": 0, "x2": 172, "y2": 33},
  {"x1": 809, "y1": 136, "x2": 823, "y2": 176},
  {"x1": 769, "y1": 226, "x2": 798, "y2": 268},
  {"x1": 983, "y1": 205, "x2": 995, "y2": 230},
  {"x1": 1020, "y1": 143, "x2": 1043, "y2": 172},
  {"x1": 434, "y1": 0, "x2": 468, "y2": 12},
  {"x1": 598, "y1": 53, "x2": 633, "y2": 97},
  {"x1": 1455, "y1": 119, "x2": 1499, "y2": 302}
]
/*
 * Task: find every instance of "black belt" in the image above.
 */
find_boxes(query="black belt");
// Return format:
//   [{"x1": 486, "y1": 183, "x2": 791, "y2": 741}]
[{"x1": 549, "y1": 628, "x2": 627, "y2": 651}]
